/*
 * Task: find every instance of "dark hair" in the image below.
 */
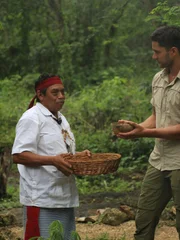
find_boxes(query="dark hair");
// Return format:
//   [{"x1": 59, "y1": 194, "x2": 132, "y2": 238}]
[
  {"x1": 35, "y1": 73, "x2": 56, "y2": 102},
  {"x1": 151, "y1": 26, "x2": 180, "y2": 52}
]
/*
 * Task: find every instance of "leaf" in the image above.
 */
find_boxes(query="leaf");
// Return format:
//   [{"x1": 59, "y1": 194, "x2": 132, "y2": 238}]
[
  {"x1": 71, "y1": 231, "x2": 81, "y2": 240},
  {"x1": 49, "y1": 220, "x2": 64, "y2": 240}
]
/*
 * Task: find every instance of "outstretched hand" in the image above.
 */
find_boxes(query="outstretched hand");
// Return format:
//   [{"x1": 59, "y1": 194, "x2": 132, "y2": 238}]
[{"x1": 116, "y1": 120, "x2": 145, "y2": 139}]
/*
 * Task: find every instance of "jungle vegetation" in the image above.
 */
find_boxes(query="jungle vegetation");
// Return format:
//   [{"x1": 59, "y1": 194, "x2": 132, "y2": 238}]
[{"x1": 0, "y1": 0, "x2": 180, "y2": 196}]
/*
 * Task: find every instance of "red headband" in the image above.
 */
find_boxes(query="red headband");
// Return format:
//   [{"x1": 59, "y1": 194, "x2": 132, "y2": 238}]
[
  {"x1": 28, "y1": 76, "x2": 63, "y2": 109},
  {"x1": 35, "y1": 76, "x2": 63, "y2": 91}
]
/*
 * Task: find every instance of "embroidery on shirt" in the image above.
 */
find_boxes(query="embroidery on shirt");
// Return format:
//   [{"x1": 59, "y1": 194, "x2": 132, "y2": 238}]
[{"x1": 61, "y1": 129, "x2": 75, "y2": 153}]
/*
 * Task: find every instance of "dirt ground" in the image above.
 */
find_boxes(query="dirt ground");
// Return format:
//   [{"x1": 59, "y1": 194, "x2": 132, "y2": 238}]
[
  {"x1": 76, "y1": 220, "x2": 179, "y2": 240},
  {"x1": 0, "y1": 203, "x2": 179, "y2": 240},
  {"x1": 1, "y1": 219, "x2": 179, "y2": 240},
  {"x1": 1, "y1": 171, "x2": 179, "y2": 239}
]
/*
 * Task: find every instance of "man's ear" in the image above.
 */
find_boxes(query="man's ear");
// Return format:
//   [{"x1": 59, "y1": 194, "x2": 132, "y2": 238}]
[
  {"x1": 36, "y1": 90, "x2": 44, "y2": 101},
  {"x1": 170, "y1": 47, "x2": 178, "y2": 56}
]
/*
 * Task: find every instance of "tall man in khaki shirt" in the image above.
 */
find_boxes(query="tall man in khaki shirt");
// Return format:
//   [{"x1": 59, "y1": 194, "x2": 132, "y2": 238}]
[{"x1": 116, "y1": 26, "x2": 180, "y2": 240}]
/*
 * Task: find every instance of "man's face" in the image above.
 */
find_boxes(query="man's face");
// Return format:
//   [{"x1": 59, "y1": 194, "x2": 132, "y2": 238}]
[
  {"x1": 38, "y1": 84, "x2": 65, "y2": 116},
  {"x1": 152, "y1": 41, "x2": 173, "y2": 68}
]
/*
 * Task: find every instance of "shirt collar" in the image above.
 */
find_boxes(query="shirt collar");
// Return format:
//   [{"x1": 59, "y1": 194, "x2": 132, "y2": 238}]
[
  {"x1": 160, "y1": 68, "x2": 167, "y2": 77},
  {"x1": 160, "y1": 68, "x2": 180, "y2": 78},
  {"x1": 177, "y1": 70, "x2": 180, "y2": 80},
  {"x1": 160, "y1": 68, "x2": 180, "y2": 84},
  {"x1": 36, "y1": 102, "x2": 62, "y2": 119}
]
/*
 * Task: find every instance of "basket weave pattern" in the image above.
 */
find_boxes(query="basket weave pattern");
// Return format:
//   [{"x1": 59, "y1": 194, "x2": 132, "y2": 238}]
[{"x1": 67, "y1": 153, "x2": 121, "y2": 176}]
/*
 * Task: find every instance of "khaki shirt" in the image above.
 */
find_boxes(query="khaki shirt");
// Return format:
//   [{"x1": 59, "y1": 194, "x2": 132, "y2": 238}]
[{"x1": 149, "y1": 69, "x2": 180, "y2": 171}]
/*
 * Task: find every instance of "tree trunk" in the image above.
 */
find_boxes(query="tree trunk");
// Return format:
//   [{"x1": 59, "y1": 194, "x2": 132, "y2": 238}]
[{"x1": 0, "y1": 147, "x2": 12, "y2": 198}]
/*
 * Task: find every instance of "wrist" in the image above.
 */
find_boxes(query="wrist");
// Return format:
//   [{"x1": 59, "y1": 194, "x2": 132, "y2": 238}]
[
  {"x1": 142, "y1": 128, "x2": 156, "y2": 137},
  {"x1": 47, "y1": 155, "x2": 57, "y2": 166}
]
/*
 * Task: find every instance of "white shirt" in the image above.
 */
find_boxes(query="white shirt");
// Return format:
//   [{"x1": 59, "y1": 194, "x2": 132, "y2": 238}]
[{"x1": 12, "y1": 103, "x2": 79, "y2": 208}]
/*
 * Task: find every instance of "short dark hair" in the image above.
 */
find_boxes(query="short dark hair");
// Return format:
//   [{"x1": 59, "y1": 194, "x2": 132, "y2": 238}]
[
  {"x1": 35, "y1": 73, "x2": 56, "y2": 102},
  {"x1": 151, "y1": 26, "x2": 180, "y2": 52}
]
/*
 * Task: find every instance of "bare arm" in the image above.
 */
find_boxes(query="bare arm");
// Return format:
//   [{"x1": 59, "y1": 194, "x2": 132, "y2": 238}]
[
  {"x1": 13, "y1": 151, "x2": 73, "y2": 176},
  {"x1": 117, "y1": 108, "x2": 180, "y2": 140},
  {"x1": 142, "y1": 124, "x2": 180, "y2": 139},
  {"x1": 139, "y1": 108, "x2": 156, "y2": 129}
]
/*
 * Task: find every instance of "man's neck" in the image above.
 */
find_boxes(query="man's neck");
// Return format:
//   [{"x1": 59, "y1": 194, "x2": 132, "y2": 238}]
[{"x1": 167, "y1": 60, "x2": 180, "y2": 82}]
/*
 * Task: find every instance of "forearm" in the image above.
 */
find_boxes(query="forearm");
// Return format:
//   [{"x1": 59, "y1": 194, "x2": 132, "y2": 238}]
[
  {"x1": 140, "y1": 114, "x2": 156, "y2": 129},
  {"x1": 13, "y1": 151, "x2": 55, "y2": 166},
  {"x1": 142, "y1": 124, "x2": 180, "y2": 140},
  {"x1": 13, "y1": 151, "x2": 73, "y2": 176}
]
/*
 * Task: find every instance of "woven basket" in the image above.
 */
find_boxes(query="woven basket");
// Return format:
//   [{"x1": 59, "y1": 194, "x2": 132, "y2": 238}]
[{"x1": 67, "y1": 153, "x2": 121, "y2": 176}]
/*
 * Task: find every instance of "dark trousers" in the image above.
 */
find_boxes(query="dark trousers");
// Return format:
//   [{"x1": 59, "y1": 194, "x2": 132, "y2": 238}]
[{"x1": 134, "y1": 164, "x2": 180, "y2": 240}]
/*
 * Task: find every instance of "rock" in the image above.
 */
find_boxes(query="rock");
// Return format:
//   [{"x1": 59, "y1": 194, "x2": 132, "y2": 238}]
[
  {"x1": 112, "y1": 122, "x2": 134, "y2": 134},
  {"x1": 170, "y1": 206, "x2": 176, "y2": 215},
  {"x1": 98, "y1": 208, "x2": 129, "y2": 226},
  {"x1": 161, "y1": 207, "x2": 176, "y2": 221},
  {"x1": 76, "y1": 216, "x2": 97, "y2": 223},
  {"x1": 119, "y1": 205, "x2": 135, "y2": 220},
  {"x1": 96, "y1": 209, "x2": 106, "y2": 215}
]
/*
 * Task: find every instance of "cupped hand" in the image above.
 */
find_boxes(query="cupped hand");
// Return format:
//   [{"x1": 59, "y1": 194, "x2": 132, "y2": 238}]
[
  {"x1": 117, "y1": 119, "x2": 144, "y2": 139},
  {"x1": 53, "y1": 153, "x2": 73, "y2": 176}
]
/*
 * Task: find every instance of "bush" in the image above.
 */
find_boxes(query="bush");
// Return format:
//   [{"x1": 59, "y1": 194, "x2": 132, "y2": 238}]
[{"x1": 64, "y1": 76, "x2": 153, "y2": 170}]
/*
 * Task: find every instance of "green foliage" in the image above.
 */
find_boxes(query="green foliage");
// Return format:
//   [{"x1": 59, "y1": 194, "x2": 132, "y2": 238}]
[
  {"x1": 0, "y1": 185, "x2": 20, "y2": 209},
  {"x1": 0, "y1": 0, "x2": 179, "y2": 90},
  {"x1": 0, "y1": 74, "x2": 153, "y2": 168},
  {"x1": 48, "y1": 220, "x2": 64, "y2": 240},
  {"x1": 64, "y1": 76, "x2": 153, "y2": 169},
  {"x1": 30, "y1": 220, "x2": 81, "y2": 240},
  {"x1": 0, "y1": 0, "x2": 156, "y2": 90},
  {"x1": 65, "y1": 76, "x2": 151, "y2": 130},
  {"x1": 146, "y1": 1, "x2": 180, "y2": 26},
  {"x1": 0, "y1": 74, "x2": 37, "y2": 146},
  {"x1": 112, "y1": 138, "x2": 154, "y2": 170},
  {"x1": 76, "y1": 174, "x2": 135, "y2": 195},
  {"x1": 29, "y1": 221, "x2": 127, "y2": 240},
  {"x1": 1, "y1": 0, "x2": 178, "y2": 198}
]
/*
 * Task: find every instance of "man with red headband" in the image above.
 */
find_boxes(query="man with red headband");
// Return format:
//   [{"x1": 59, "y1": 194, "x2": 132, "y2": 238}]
[{"x1": 12, "y1": 73, "x2": 91, "y2": 240}]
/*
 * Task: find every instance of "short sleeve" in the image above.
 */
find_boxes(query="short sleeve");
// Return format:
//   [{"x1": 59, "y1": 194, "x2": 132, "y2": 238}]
[
  {"x1": 150, "y1": 73, "x2": 158, "y2": 108},
  {"x1": 150, "y1": 97, "x2": 154, "y2": 107},
  {"x1": 12, "y1": 116, "x2": 40, "y2": 154}
]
